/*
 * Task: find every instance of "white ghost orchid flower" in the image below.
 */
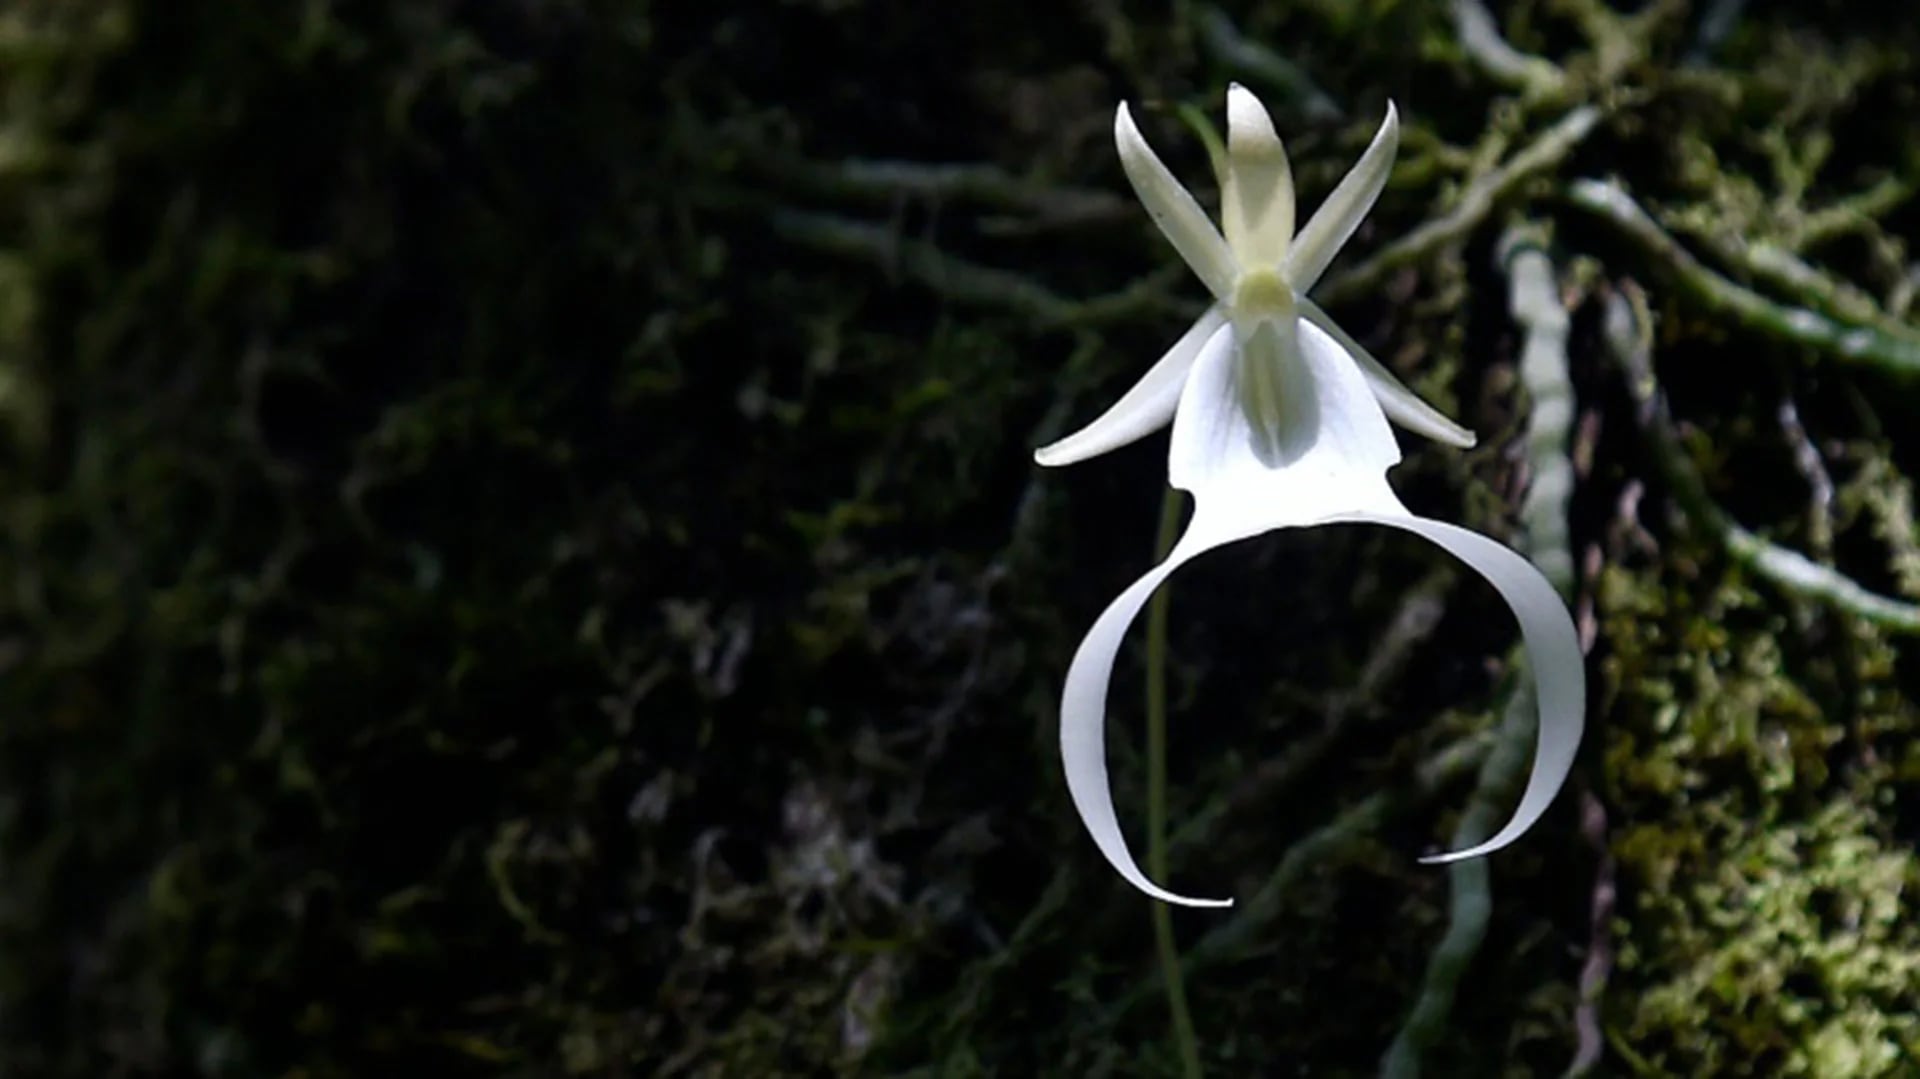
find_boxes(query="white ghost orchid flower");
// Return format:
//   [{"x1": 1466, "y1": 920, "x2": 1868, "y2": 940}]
[{"x1": 1037, "y1": 86, "x2": 1585, "y2": 908}]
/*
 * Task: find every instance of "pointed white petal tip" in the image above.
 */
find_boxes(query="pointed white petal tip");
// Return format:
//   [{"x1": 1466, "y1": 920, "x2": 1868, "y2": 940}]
[
  {"x1": 1394, "y1": 404, "x2": 1477, "y2": 449},
  {"x1": 1032, "y1": 442, "x2": 1091, "y2": 468},
  {"x1": 1113, "y1": 102, "x2": 1144, "y2": 169},
  {"x1": 1114, "y1": 100, "x2": 1141, "y2": 145},
  {"x1": 1226, "y1": 83, "x2": 1282, "y2": 156},
  {"x1": 1418, "y1": 844, "x2": 1498, "y2": 866}
]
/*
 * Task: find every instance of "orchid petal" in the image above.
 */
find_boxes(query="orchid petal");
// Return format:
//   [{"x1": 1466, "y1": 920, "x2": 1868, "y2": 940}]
[
  {"x1": 1221, "y1": 84, "x2": 1295, "y2": 270},
  {"x1": 1114, "y1": 103, "x2": 1238, "y2": 302},
  {"x1": 1285, "y1": 103, "x2": 1399, "y2": 293},
  {"x1": 1300, "y1": 297, "x2": 1478, "y2": 448},
  {"x1": 1034, "y1": 307, "x2": 1228, "y2": 467}
]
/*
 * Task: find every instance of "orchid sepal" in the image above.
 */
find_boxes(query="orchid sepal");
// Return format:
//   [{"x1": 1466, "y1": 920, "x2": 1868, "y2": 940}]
[
  {"x1": 1034, "y1": 307, "x2": 1228, "y2": 467},
  {"x1": 1114, "y1": 103, "x2": 1237, "y2": 304}
]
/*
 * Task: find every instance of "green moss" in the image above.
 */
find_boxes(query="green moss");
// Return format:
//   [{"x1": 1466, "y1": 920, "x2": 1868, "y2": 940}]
[{"x1": 1603, "y1": 561, "x2": 1920, "y2": 1076}]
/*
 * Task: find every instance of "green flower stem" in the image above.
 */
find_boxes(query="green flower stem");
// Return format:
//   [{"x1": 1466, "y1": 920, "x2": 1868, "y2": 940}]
[{"x1": 1147, "y1": 485, "x2": 1202, "y2": 1079}]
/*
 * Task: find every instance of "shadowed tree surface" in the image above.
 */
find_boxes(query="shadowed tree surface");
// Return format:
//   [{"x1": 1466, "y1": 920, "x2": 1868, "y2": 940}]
[{"x1": 2, "y1": 1, "x2": 1919, "y2": 1075}]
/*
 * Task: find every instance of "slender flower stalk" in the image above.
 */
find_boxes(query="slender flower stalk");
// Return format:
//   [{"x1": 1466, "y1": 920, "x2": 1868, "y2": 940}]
[
  {"x1": 1144, "y1": 488, "x2": 1201, "y2": 1077},
  {"x1": 1038, "y1": 86, "x2": 1586, "y2": 907}
]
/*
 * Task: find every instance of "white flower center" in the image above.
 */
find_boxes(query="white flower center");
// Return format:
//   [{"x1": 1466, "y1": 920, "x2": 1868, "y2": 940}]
[{"x1": 1231, "y1": 267, "x2": 1296, "y2": 324}]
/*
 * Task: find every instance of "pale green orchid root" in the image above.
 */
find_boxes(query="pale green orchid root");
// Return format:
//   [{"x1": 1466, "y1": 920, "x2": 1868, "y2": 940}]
[
  {"x1": 1603, "y1": 280, "x2": 1920, "y2": 633},
  {"x1": 1449, "y1": 0, "x2": 1568, "y2": 101},
  {"x1": 1382, "y1": 230, "x2": 1579, "y2": 1079},
  {"x1": 1567, "y1": 178, "x2": 1920, "y2": 377}
]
